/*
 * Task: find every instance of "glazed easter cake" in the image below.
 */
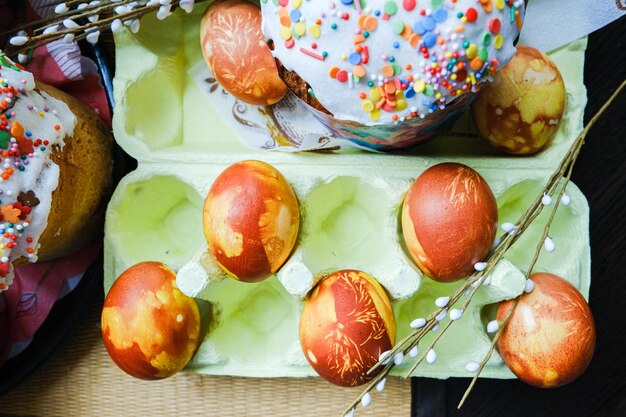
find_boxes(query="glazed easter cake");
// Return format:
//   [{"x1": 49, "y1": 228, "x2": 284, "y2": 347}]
[
  {"x1": 105, "y1": 5, "x2": 590, "y2": 380},
  {"x1": 260, "y1": 0, "x2": 525, "y2": 149},
  {"x1": 0, "y1": 53, "x2": 112, "y2": 292}
]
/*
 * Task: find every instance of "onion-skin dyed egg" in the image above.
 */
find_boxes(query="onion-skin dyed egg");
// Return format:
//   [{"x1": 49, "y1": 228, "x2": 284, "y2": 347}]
[
  {"x1": 200, "y1": 0, "x2": 287, "y2": 105},
  {"x1": 401, "y1": 162, "x2": 498, "y2": 282},
  {"x1": 203, "y1": 160, "x2": 299, "y2": 283},
  {"x1": 497, "y1": 272, "x2": 595, "y2": 388},
  {"x1": 101, "y1": 262, "x2": 201, "y2": 380},
  {"x1": 299, "y1": 269, "x2": 396, "y2": 387},
  {"x1": 472, "y1": 46, "x2": 566, "y2": 155}
]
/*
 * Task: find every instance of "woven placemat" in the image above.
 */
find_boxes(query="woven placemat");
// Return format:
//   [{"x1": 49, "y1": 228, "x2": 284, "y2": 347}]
[{"x1": 0, "y1": 298, "x2": 411, "y2": 417}]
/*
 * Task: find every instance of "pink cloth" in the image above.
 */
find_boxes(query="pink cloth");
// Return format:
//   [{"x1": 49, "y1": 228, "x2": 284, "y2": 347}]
[
  {"x1": 0, "y1": 244, "x2": 102, "y2": 362},
  {"x1": 27, "y1": 43, "x2": 112, "y2": 126},
  {"x1": 0, "y1": 0, "x2": 111, "y2": 365}
]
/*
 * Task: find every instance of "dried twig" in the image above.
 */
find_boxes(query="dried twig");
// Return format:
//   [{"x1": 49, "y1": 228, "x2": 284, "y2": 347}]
[{"x1": 3, "y1": 0, "x2": 208, "y2": 62}]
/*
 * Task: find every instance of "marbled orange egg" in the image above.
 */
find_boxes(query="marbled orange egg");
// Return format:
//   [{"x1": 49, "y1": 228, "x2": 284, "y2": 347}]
[
  {"x1": 200, "y1": 0, "x2": 287, "y2": 105},
  {"x1": 472, "y1": 46, "x2": 566, "y2": 155},
  {"x1": 497, "y1": 272, "x2": 595, "y2": 388},
  {"x1": 401, "y1": 163, "x2": 498, "y2": 282},
  {"x1": 101, "y1": 262, "x2": 201, "y2": 380},
  {"x1": 203, "y1": 160, "x2": 299, "y2": 283},
  {"x1": 299, "y1": 270, "x2": 396, "y2": 387}
]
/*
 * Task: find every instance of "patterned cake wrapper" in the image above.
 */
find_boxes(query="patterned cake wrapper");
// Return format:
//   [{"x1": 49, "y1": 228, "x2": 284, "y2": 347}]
[
  {"x1": 304, "y1": 93, "x2": 476, "y2": 151},
  {"x1": 192, "y1": 62, "x2": 476, "y2": 153}
]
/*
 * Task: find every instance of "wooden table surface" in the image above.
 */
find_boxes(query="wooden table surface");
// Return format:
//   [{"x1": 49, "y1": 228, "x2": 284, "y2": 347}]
[{"x1": 1, "y1": 12, "x2": 625, "y2": 417}]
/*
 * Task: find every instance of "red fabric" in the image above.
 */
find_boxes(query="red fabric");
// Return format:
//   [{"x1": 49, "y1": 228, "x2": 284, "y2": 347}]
[
  {"x1": 0, "y1": 243, "x2": 102, "y2": 363},
  {"x1": 27, "y1": 46, "x2": 112, "y2": 125}
]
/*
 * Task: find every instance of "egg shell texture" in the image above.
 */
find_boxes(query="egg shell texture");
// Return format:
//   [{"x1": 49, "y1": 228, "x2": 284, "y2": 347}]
[
  {"x1": 402, "y1": 163, "x2": 497, "y2": 282},
  {"x1": 299, "y1": 270, "x2": 395, "y2": 387},
  {"x1": 200, "y1": 0, "x2": 287, "y2": 105},
  {"x1": 101, "y1": 262, "x2": 201, "y2": 380},
  {"x1": 203, "y1": 160, "x2": 299, "y2": 282},
  {"x1": 472, "y1": 46, "x2": 566, "y2": 155},
  {"x1": 497, "y1": 272, "x2": 595, "y2": 388}
]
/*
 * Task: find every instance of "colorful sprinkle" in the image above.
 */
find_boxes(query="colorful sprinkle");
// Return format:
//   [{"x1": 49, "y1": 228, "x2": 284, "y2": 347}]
[
  {"x1": 294, "y1": 22, "x2": 306, "y2": 36},
  {"x1": 336, "y1": 70, "x2": 349, "y2": 83},
  {"x1": 432, "y1": 8, "x2": 448, "y2": 23},
  {"x1": 353, "y1": 65, "x2": 367, "y2": 78},
  {"x1": 383, "y1": 1, "x2": 398, "y2": 15},
  {"x1": 392, "y1": 20, "x2": 405, "y2": 34},
  {"x1": 363, "y1": 16, "x2": 378, "y2": 31},
  {"x1": 310, "y1": 24, "x2": 321, "y2": 38},
  {"x1": 489, "y1": 18, "x2": 502, "y2": 34},
  {"x1": 279, "y1": 26, "x2": 292, "y2": 40},
  {"x1": 403, "y1": 0, "x2": 416, "y2": 11},
  {"x1": 300, "y1": 47, "x2": 326, "y2": 61},
  {"x1": 465, "y1": 7, "x2": 478, "y2": 23},
  {"x1": 263, "y1": 0, "x2": 525, "y2": 123},
  {"x1": 381, "y1": 64, "x2": 394, "y2": 78},
  {"x1": 349, "y1": 52, "x2": 362, "y2": 65},
  {"x1": 494, "y1": 34, "x2": 504, "y2": 49}
]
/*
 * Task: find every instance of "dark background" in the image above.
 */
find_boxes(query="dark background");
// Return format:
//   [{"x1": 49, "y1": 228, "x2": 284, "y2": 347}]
[{"x1": 412, "y1": 15, "x2": 626, "y2": 417}]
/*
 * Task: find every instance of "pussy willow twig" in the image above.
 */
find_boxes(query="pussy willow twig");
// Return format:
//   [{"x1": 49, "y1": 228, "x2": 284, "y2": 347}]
[{"x1": 3, "y1": 0, "x2": 210, "y2": 60}]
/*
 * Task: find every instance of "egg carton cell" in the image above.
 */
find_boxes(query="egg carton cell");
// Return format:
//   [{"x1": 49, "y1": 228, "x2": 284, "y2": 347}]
[
  {"x1": 496, "y1": 179, "x2": 589, "y2": 294},
  {"x1": 286, "y1": 176, "x2": 418, "y2": 300},
  {"x1": 104, "y1": 174, "x2": 205, "y2": 292},
  {"x1": 123, "y1": 62, "x2": 185, "y2": 152},
  {"x1": 186, "y1": 274, "x2": 304, "y2": 376},
  {"x1": 393, "y1": 259, "x2": 526, "y2": 379}
]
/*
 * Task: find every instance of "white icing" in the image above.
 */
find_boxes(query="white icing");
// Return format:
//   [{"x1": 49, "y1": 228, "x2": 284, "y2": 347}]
[
  {"x1": 261, "y1": 0, "x2": 525, "y2": 125},
  {"x1": 0, "y1": 54, "x2": 76, "y2": 291}
]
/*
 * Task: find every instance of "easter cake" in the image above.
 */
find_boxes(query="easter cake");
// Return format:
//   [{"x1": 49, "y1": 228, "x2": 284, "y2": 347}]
[
  {"x1": 0, "y1": 53, "x2": 112, "y2": 292},
  {"x1": 260, "y1": 0, "x2": 526, "y2": 149}
]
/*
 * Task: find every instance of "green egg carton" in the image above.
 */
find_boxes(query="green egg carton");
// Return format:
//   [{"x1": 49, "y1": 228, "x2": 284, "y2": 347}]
[{"x1": 104, "y1": 6, "x2": 590, "y2": 380}]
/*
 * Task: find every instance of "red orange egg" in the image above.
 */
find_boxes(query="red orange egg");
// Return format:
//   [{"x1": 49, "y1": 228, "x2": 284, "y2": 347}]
[
  {"x1": 299, "y1": 270, "x2": 396, "y2": 387},
  {"x1": 472, "y1": 46, "x2": 566, "y2": 155},
  {"x1": 497, "y1": 272, "x2": 595, "y2": 388},
  {"x1": 200, "y1": 0, "x2": 287, "y2": 106},
  {"x1": 401, "y1": 162, "x2": 498, "y2": 282},
  {"x1": 203, "y1": 160, "x2": 299, "y2": 283},
  {"x1": 101, "y1": 262, "x2": 201, "y2": 380}
]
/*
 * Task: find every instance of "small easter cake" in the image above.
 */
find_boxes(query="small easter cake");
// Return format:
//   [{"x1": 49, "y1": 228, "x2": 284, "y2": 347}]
[
  {"x1": 261, "y1": 0, "x2": 526, "y2": 149},
  {"x1": 0, "y1": 52, "x2": 112, "y2": 292}
]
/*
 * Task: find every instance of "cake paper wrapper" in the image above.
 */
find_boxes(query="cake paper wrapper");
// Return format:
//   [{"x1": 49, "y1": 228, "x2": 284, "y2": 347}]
[
  {"x1": 305, "y1": 93, "x2": 476, "y2": 151},
  {"x1": 190, "y1": 62, "x2": 351, "y2": 152}
]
